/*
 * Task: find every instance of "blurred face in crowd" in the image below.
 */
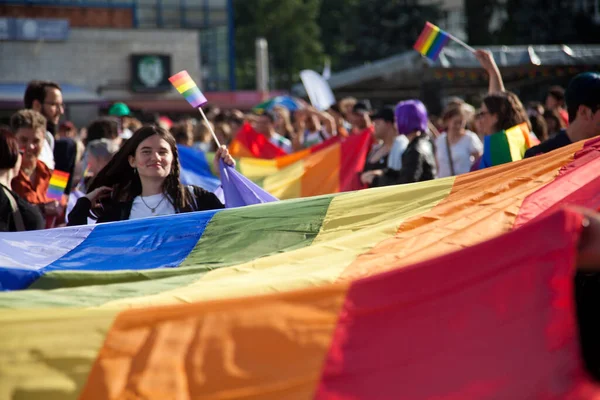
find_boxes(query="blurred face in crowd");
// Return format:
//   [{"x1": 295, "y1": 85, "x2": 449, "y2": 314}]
[
  {"x1": 15, "y1": 127, "x2": 45, "y2": 167},
  {"x1": 373, "y1": 119, "x2": 390, "y2": 140},
  {"x1": 40, "y1": 88, "x2": 64, "y2": 125},
  {"x1": 128, "y1": 134, "x2": 173, "y2": 181},
  {"x1": 475, "y1": 103, "x2": 498, "y2": 136},
  {"x1": 445, "y1": 114, "x2": 467, "y2": 136},
  {"x1": 88, "y1": 154, "x2": 110, "y2": 176},
  {"x1": 545, "y1": 94, "x2": 559, "y2": 110},
  {"x1": 255, "y1": 115, "x2": 273, "y2": 135},
  {"x1": 351, "y1": 111, "x2": 368, "y2": 130}
]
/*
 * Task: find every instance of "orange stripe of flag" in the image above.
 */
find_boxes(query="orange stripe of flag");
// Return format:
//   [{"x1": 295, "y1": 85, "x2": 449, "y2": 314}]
[{"x1": 413, "y1": 22, "x2": 435, "y2": 53}]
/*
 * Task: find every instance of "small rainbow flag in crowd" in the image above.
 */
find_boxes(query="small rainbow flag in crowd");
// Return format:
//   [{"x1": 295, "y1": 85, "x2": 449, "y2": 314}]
[
  {"x1": 169, "y1": 70, "x2": 207, "y2": 108},
  {"x1": 414, "y1": 22, "x2": 451, "y2": 61},
  {"x1": 47, "y1": 170, "x2": 70, "y2": 201}
]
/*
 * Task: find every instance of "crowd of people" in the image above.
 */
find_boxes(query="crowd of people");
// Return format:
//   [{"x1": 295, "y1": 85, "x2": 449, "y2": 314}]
[{"x1": 1, "y1": 51, "x2": 600, "y2": 233}]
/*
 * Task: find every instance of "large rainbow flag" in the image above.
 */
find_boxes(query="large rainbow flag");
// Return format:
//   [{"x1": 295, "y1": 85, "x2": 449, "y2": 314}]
[
  {"x1": 181, "y1": 129, "x2": 372, "y2": 200},
  {"x1": 1, "y1": 138, "x2": 600, "y2": 398}
]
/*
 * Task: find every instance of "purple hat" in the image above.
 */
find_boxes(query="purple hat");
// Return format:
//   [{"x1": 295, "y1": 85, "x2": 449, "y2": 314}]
[{"x1": 395, "y1": 100, "x2": 428, "y2": 135}]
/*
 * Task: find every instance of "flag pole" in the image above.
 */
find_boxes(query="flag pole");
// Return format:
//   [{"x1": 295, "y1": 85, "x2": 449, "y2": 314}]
[
  {"x1": 447, "y1": 33, "x2": 476, "y2": 53},
  {"x1": 197, "y1": 107, "x2": 222, "y2": 148}
]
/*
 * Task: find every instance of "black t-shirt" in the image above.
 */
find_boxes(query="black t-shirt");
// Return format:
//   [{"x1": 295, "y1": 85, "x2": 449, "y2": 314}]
[
  {"x1": 524, "y1": 129, "x2": 572, "y2": 158},
  {"x1": 0, "y1": 184, "x2": 45, "y2": 232}
]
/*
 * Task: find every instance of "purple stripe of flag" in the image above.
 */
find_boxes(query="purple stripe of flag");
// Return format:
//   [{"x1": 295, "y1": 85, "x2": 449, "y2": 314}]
[{"x1": 183, "y1": 87, "x2": 208, "y2": 108}]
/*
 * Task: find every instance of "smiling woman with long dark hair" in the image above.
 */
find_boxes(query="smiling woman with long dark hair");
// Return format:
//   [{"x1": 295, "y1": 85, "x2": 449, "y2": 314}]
[{"x1": 67, "y1": 125, "x2": 234, "y2": 225}]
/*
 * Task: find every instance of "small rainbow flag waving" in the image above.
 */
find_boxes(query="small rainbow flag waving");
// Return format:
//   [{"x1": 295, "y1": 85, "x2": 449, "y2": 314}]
[
  {"x1": 169, "y1": 70, "x2": 207, "y2": 108},
  {"x1": 414, "y1": 22, "x2": 451, "y2": 61},
  {"x1": 47, "y1": 170, "x2": 70, "y2": 201}
]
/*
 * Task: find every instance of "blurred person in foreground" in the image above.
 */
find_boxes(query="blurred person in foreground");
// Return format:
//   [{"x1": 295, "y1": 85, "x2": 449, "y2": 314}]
[
  {"x1": 435, "y1": 104, "x2": 483, "y2": 178},
  {"x1": 0, "y1": 126, "x2": 44, "y2": 231},
  {"x1": 10, "y1": 110, "x2": 63, "y2": 224},
  {"x1": 526, "y1": 72, "x2": 600, "y2": 158},
  {"x1": 368, "y1": 100, "x2": 436, "y2": 187}
]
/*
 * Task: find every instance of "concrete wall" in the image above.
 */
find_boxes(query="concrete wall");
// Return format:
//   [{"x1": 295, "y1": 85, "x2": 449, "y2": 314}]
[{"x1": 0, "y1": 27, "x2": 202, "y2": 95}]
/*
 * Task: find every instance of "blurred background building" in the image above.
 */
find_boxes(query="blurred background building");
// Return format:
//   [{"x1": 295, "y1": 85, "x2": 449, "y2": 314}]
[{"x1": 0, "y1": 0, "x2": 248, "y2": 126}]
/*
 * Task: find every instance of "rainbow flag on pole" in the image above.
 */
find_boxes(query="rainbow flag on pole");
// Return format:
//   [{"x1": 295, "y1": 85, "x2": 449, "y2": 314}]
[
  {"x1": 46, "y1": 170, "x2": 69, "y2": 201},
  {"x1": 414, "y1": 22, "x2": 451, "y2": 61},
  {"x1": 169, "y1": 70, "x2": 207, "y2": 108}
]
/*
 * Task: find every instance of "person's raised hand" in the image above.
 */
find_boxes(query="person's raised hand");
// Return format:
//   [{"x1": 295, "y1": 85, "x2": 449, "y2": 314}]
[
  {"x1": 84, "y1": 186, "x2": 112, "y2": 208},
  {"x1": 474, "y1": 49, "x2": 498, "y2": 73},
  {"x1": 214, "y1": 145, "x2": 235, "y2": 170}
]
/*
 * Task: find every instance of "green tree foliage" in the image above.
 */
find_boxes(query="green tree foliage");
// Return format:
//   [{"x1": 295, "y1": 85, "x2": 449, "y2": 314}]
[
  {"x1": 464, "y1": 0, "x2": 501, "y2": 45},
  {"x1": 466, "y1": 0, "x2": 600, "y2": 45},
  {"x1": 320, "y1": 0, "x2": 441, "y2": 70},
  {"x1": 233, "y1": 0, "x2": 324, "y2": 90}
]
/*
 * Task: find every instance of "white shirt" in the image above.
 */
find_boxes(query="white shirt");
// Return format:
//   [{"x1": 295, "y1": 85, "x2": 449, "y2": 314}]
[
  {"x1": 435, "y1": 131, "x2": 483, "y2": 178},
  {"x1": 269, "y1": 133, "x2": 293, "y2": 154},
  {"x1": 387, "y1": 134, "x2": 410, "y2": 171},
  {"x1": 129, "y1": 193, "x2": 176, "y2": 220},
  {"x1": 38, "y1": 131, "x2": 55, "y2": 170}
]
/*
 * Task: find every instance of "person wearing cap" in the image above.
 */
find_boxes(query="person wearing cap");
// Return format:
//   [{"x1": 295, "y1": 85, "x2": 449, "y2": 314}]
[
  {"x1": 360, "y1": 106, "x2": 407, "y2": 187},
  {"x1": 525, "y1": 72, "x2": 600, "y2": 158},
  {"x1": 350, "y1": 101, "x2": 375, "y2": 136},
  {"x1": 370, "y1": 100, "x2": 436, "y2": 187},
  {"x1": 109, "y1": 102, "x2": 134, "y2": 140}
]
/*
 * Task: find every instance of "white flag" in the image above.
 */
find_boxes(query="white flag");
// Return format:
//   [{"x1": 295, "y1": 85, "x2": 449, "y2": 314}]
[{"x1": 299, "y1": 70, "x2": 336, "y2": 111}]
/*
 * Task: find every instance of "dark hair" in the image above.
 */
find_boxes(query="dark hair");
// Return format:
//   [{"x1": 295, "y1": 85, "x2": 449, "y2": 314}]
[
  {"x1": 547, "y1": 86, "x2": 565, "y2": 103},
  {"x1": 87, "y1": 125, "x2": 193, "y2": 219},
  {"x1": 543, "y1": 109, "x2": 566, "y2": 131},
  {"x1": 442, "y1": 105, "x2": 467, "y2": 122},
  {"x1": 565, "y1": 72, "x2": 600, "y2": 122},
  {"x1": 170, "y1": 122, "x2": 193, "y2": 145},
  {"x1": 86, "y1": 118, "x2": 119, "y2": 145},
  {"x1": 329, "y1": 104, "x2": 341, "y2": 114},
  {"x1": 10, "y1": 109, "x2": 47, "y2": 133},
  {"x1": 257, "y1": 110, "x2": 276, "y2": 123},
  {"x1": 529, "y1": 114, "x2": 548, "y2": 141},
  {"x1": 483, "y1": 91, "x2": 531, "y2": 132},
  {"x1": 23, "y1": 80, "x2": 62, "y2": 109},
  {"x1": 0, "y1": 126, "x2": 19, "y2": 170}
]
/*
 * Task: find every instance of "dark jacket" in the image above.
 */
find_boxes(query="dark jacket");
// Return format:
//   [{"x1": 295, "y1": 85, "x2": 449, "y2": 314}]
[
  {"x1": 67, "y1": 185, "x2": 224, "y2": 226},
  {"x1": 0, "y1": 184, "x2": 45, "y2": 232},
  {"x1": 372, "y1": 135, "x2": 436, "y2": 187}
]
